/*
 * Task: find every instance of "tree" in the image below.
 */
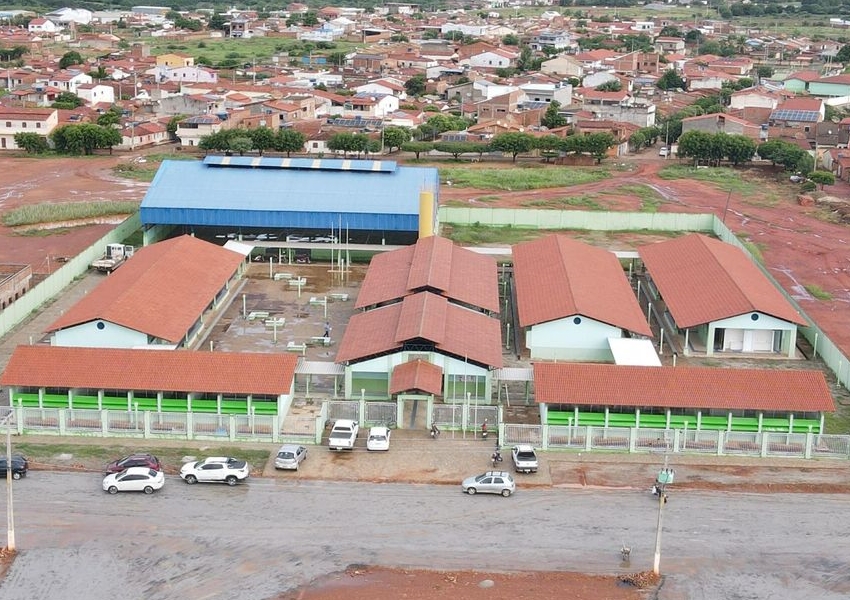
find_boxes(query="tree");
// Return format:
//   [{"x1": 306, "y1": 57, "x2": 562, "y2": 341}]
[
  {"x1": 390, "y1": 33, "x2": 409, "y2": 42},
  {"x1": 59, "y1": 51, "x2": 83, "y2": 69},
  {"x1": 50, "y1": 123, "x2": 120, "y2": 155},
  {"x1": 657, "y1": 70, "x2": 686, "y2": 91},
  {"x1": 404, "y1": 74, "x2": 426, "y2": 97},
  {"x1": 837, "y1": 44, "x2": 850, "y2": 64},
  {"x1": 516, "y1": 46, "x2": 541, "y2": 72},
  {"x1": 167, "y1": 115, "x2": 185, "y2": 141},
  {"x1": 401, "y1": 141, "x2": 433, "y2": 159},
  {"x1": 96, "y1": 106, "x2": 122, "y2": 127},
  {"x1": 51, "y1": 91, "x2": 84, "y2": 109},
  {"x1": 756, "y1": 66, "x2": 774, "y2": 79},
  {"x1": 725, "y1": 134, "x2": 757, "y2": 166},
  {"x1": 208, "y1": 12, "x2": 227, "y2": 30},
  {"x1": 382, "y1": 126, "x2": 411, "y2": 152},
  {"x1": 248, "y1": 127, "x2": 276, "y2": 154},
  {"x1": 658, "y1": 25, "x2": 683, "y2": 38},
  {"x1": 490, "y1": 132, "x2": 535, "y2": 162},
  {"x1": 536, "y1": 135, "x2": 562, "y2": 162},
  {"x1": 583, "y1": 132, "x2": 616, "y2": 163},
  {"x1": 629, "y1": 131, "x2": 646, "y2": 152},
  {"x1": 13, "y1": 132, "x2": 49, "y2": 154},
  {"x1": 541, "y1": 101, "x2": 567, "y2": 129},
  {"x1": 596, "y1": 80, "x2": 622, "y2": 92},
  {"x1": 275, "y1": 128, "x2": 306, "y2": 157},
  {"x1": 677, "y1": 130, "x2": 713, "y2": 165},
  {"x1": 502, "y1": 34, "x2": 519, "y2": 46},
  {"x1": 302, "y1": 12, "x2": 319, "y2": 26},
  {"x1": 809, "y1": 170, "x2": 835, "y2": 189},
  {"x1": 365, "y1": 139, "x2": 382, "y2": 155},
  {"x1": 229, "y1": 136, "x2": 253, "y2": 156},
  {"x1": 434, "y1": 141, "x2": 482, "y2": 160},
  {"x1": 328, "y1": 132, "x2": 368, "y2": 157}
]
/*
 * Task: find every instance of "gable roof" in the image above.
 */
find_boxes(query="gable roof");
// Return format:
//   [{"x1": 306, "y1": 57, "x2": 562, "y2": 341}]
[
  {"x1": 389, "y1": 359, "x2": 443, "y2": 395},
  {"x1": 638, "y1": 234, "x2": 806, "y2": 328},
  {"x1": 337, "y1": 292, "x2": 502, "y2": 368},
  {"x1": 0, "y1": 346, "x2": 297, "y2": 396},
  {"x1": 512, "y1": 235, "x2": 652, "y2": 336},
  {"x1": 355, "y1": 236, "x2": 500, "y2": 313},
  {"x1": 533, "y1": 362, "x2": 834, "y2": 412},
  {"x1": 47, "y1": 235, "x2": 245, "y2": 343}
]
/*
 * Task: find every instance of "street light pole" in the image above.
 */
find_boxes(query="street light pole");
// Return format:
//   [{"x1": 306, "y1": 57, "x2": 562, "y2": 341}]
[{"x1": 4, "y1": 411, "x2": 15, "y2": 551}]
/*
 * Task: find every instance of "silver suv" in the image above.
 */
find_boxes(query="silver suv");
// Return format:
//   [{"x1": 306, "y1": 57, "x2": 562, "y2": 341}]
[{"x1": 511, "y1": 445, "x2": 539, "y2": 473}]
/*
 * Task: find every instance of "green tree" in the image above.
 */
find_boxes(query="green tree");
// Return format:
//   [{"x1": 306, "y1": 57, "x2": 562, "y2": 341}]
[
  {"x1": 596, "y1": 80, "x2": 622, "y2": 92},
  {"x1": 365, "y1": 139, "x2": 382, "y2": 155},
  {"x1": 51, "y1": 91, "x2": 84, "y2": 109},
  {"x1": 302, "y1": 12, "x2": 319, "y2": 26},
  {"x1": 50, "y1": 123, "x2": 120, "y2": 155},
  {"x1": 809, "y1": 170, "x2": 835, "y2": 189},
  {"x1": 490, "y1": 132, "x2": 536, "y2": 162},
  {"x1": 13, "y1": 132, "x2": 49, "y2": 154},
  {"x1": 629, "y1": 131, "x2": 646, "y2": 151},
  {"x1": 208, "y1": 12, "x2": 227, "y2": 30},
  {"x1": 167, "y1": 115, "x2": 185, "y2": 141},
  {"x1": 502, "y1": 34, "x2": 519, "y2": 46},
  {"x1": 89, "y1": 65, "x2": 107, "y2": 80},
  {"x1": 658, "y1": 25, "x2": 683, "y2": 37},
  {"x1": 584, "y1": 132, "x2": 617, "y2": 163},
  {"x1": 404, "y1": 74, "x2": 427, "y2": 97},
  {"x1": 541, "y1": 101, "x2": 566, "y2": 129},
  {"x1": 229, "y1": 136, "x2": 253, "y2": 156},
  {"x1": 725, "y1": 134, "x2": 757, "y2": 166},
  {"x1": 248, "y1": 127, "x2": 276, "y2": 154},
  {"x1": 657, "y1": 70, "x2": 686, "y2": 91},
  {"x1": 382, "y1": 126, "x2": 411, "y2": 152},
  {"x1": 59, "y1": 51, "x2": 84, "y2": 69},
  {"x1": 275, "y1": 128, "x2": 306, "y2": 156},
  {"x1": 756, "y1": 65, "x2": 774, "y2": 79},
  {"x1": 677, "y1": 130, "x2": 713, "y2": 166},
  {"x1": 390, "y1": 33, "x2": 409, "y2": 42},
  {"x1": 96, "y1": 106, "x2": 123, "y2": 127},
  {"x1": 535, "y1": 135, "x2": 562, "y2": 162},
  {"x1": 836, "y1": 44, "x2": 850, "y2": 63},
  {"x1": 401, "y1": 141, "x2": 434, "y2": 159},
  {"x1": 516, "y1": 46, "x2": 541, "y2": 72},
  {"x1": 434, "y1": 141, "x2": 482, "y2": 159}
]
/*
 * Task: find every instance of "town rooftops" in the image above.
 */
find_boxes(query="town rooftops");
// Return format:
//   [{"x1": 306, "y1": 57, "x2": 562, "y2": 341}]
[
  {"x1": 47, "y1": 235, "x2": 245, "y2": 344},
  {"x1": 512, "y1": 235, "x2": 652, "y2": 336},
  {"x1": 638, "y1": 233, "x2": 806, "y2": 328},
  {"x1": 355, "y1": 235, "x2": 500, "y2": 314},
  {"x1": 0, "y1": 345, "x2": 297, "y2": 397},
  {"x1": 533, "y1": 362, "x2": 834, "y2": 412}
]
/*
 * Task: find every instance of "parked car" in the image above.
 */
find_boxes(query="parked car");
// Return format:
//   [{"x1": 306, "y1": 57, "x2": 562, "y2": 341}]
[
  {"x1": 180, "y1": 457, "x2": 250, "y2": 485},
  {"x1": 461, "y1": 471, "x2": 516, "y2": 497},
  {"x1": 104, "y1": 453, "x2": 162, "y2": 474},
  {"x1": 511, "y1": 445, "x2": 539, "y2": 473},
  {"x1": 274, "y1": 444, "x2": 307, "y2": 470},
  {"x1": 658, "y1": 146, "x2": 669, "y2": 157},
  {"x1": 0, "y1": 453, "x2": 28, "y2": 479},
  {"x1": 366, "y1": 426, "x2": 391, "y2": 451},
  {"x1": 102, "y1": 467, "x2": 164, "y2": 494}
]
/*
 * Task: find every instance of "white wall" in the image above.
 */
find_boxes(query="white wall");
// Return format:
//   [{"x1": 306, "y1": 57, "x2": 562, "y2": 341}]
[
  {"x1": 527, "y1": 316, "x2": 622, "y2": 361},
  {"x1": 52, "y1": 320, "x2": 149, "y2": 348}
]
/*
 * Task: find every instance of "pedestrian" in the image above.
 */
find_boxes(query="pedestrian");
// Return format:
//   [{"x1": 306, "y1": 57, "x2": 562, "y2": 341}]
[{"x1": 324, "y1": 321, "x2": 332, "y2": 338}]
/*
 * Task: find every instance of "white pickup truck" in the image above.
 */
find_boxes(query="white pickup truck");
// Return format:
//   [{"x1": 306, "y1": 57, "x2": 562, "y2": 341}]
[{"x1": 328, "y1": 419, "x2": 359, "y2": 451}]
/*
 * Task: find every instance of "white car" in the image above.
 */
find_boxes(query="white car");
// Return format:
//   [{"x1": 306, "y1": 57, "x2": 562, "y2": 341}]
[
  {"x1": 275, "y1": 444, "x2": 307, "y2": 470},
  {"x1": 180, "y1": 457, "x2": 250, "y2": 486},
  {"x1": 366, "y1": 426, "x2": 391, "y2": 451},
  {"x1": 102, "y1": 467, "x2": 165, "y2": 495},
  {"x1": 658, "y1": 146, "x2": 669, "y2": 157}
]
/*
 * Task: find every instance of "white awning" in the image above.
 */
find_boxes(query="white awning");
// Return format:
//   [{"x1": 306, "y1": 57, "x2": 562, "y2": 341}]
[
  {"x1": 608, "y1": 338, "x2": 662, "y2": 366},
  {"x1": 295, "y1": 360, "x2": 345, "y2": 375},
  {"x1": 223, "y1": 240, "x2": 253, "y2": 256}
]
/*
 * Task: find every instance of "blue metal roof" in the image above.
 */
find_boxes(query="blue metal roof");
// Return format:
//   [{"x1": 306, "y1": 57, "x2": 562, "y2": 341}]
[{"x1": 140, "y1": 158, "x2": 439, "y2": 232}]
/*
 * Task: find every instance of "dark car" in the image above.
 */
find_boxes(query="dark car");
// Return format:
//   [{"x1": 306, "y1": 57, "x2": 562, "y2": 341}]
[
  {"x1": 0, "y1": 454, "x2": 29, "y2": 479},
  {"x1": 105, "y1": 453, "x2": 162, "y2": 474}
]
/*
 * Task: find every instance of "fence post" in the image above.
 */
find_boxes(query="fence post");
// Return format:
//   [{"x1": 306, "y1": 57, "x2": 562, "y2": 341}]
[
  {"x1": 272, "y1": 414, "x2": 280, "y2": 444},
  {"x1": 58, "y1": 409, "x2": 66, "y2": 436},
  {"x1": 315, "y1": 416, "x2": 324, "y2": 445},
  {"x1": 760, "y1": 432, "x2": 769, "y2": 458},
  {"x1": 186, "y1": 412, "x2": 194, "y2": 441},
  {"x1": 15, "y1": 402, "x2": 23, "y2": 435},
  {"x1": 584, "y1": 425, "x2": 592, "y2": 451},
  {"x1": 542, "y1": 424, "x2": 549, "y2": 450},
  {"x1": 629, "y1": 427, "x2": 637, "y2": 453},
  {"x1": 717, "y1": 430, "x2": 725, "y2": 456},
  {"x1": 804, "y1": 431, "x2": 813, "y2": 459},
  {"x1": 229, "y1": 415, "x2": 236, "y2": 442},
  {"x1": 144, "y1": 411, "x2": 151, "y2": 439},
  {"x1": 672, "y1": 429, "x2": 681, "y2": 453},
  {"x1": 101, "y1": 410, "x2": 108, "y2": 437}
]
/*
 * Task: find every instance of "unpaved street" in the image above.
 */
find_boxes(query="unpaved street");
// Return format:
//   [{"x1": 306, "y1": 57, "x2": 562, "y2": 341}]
[{"x1": 0, "y1": 473, "x2": 848, "y2": 599}]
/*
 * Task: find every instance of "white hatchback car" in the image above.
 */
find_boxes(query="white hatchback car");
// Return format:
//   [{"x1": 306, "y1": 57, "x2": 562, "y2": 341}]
[
  {"x1": 102, "y1": 467, "x2": 165, "y2": 495},
  {"x1": 366, "y1": 426, "x2": 391, "y2": 451},
  {"x1": 180, "y1": 456, "x2": 250, "y2": 486},
  {"x1": 275, "y1": 444, "x2": 307, "y2": 470}
]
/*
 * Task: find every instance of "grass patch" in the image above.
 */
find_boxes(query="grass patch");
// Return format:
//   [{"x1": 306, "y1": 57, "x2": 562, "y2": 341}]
[
  {"x1": 657, "y1": 165, "x2": 759, "y2": 196},
  {"x1": 145, "y1": 37, "x2": 364, "y2": 66},
  {"x1": 113, "y1": 153, "x2": 197, "y2": 182},
  {"x1": 603, "y1": 184, "x2": 665, "y2": 212},
  {"x1": 804, "y1": 284, "x2": 833, "y2": 301},
  {"x1": 442, "y1": 224, "x2": 538, "y2": 245},
  {"x1": 738, "y1": 238, "x2": 765, "y2": 264},
  {"x1": 440, "y1": 166, "x2": 608, "y2": 190},
  {"x1": 527, "y1": 195, "x2": 604, "y2": 210},
  {"x1": 15, "y1": 442, "x2": 271, "y2": 473},
  {"x1": 1, "y1": 201, "x2": 140, "y2": 227}
]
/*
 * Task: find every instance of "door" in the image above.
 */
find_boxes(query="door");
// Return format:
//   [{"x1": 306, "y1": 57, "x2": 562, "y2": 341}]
[
  {"x1": 724, "y1": 329, "x2": 744, "y2": 352},
  {"x1": 751, "y1": 329, "x2": 775, "y2": 353}
]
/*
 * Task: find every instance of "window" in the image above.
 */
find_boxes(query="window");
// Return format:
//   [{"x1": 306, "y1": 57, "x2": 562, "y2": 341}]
[{"x1": 5, "y1": 122, "x2": 10, "y2": 127}]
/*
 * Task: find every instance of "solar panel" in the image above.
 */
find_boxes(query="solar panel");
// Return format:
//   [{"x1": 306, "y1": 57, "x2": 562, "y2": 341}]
[{"x1": 770, "y1": 109, "x2": 819, "y2": 122}]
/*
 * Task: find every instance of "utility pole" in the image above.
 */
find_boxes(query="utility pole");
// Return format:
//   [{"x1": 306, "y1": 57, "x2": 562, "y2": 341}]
[
  {"x1": 652, "y1": 456, "x2": 674, "y2": 575},
  {"x1": 3, "y1": 410, "x2": 15, "y2": 551}
]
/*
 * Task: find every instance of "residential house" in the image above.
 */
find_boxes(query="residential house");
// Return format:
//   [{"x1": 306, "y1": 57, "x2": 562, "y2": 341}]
[
  {"x1": 512, "y1": 235, "x2": 652, "y2": 361},
  {"x1": 782, "y1": 70, "x2": 821, "y2": 93},
  {"x1": 581, "y1": 90, "x2": 656, "y2": 128},
  {"x1": 75, "y1": 83, "x2": 115, "y2": 106},
  {"x1": 351, "y1": 53, "x2": 386, "y2": 72},
  {"x1": 27, "y1": 18, "x2": 60, "y2": 35},
  {"x1": 176, "y1": 114, "x2": 223, "y2": 147},
  {"x1": 638, "y1": 233, "x2": 805, "y2": 358},
  {"x1": 768, "y1": 97, "x2": 823, "y2": 136},
  {"x1": 610, "y1": 51, "x2": 661, "y2": 76},
  {"x1": 529, "y1": 30, "x2": 574, "y2": 52},
  {"x1": 0, "y1": 107, "x2": 58, "y2": 150},
  {"x1": 540, "y1": 54, "x2": 584, "y2": 78},
  {"x1": 683, "y1": 65, "x2": 734, "y2": 90},
  {"x1": 151, "y1": 65, "x2": 218, "y2": 84},
  {"x1": 707, "y1": 57, "x2": 754, "y2": 77},
  {"x1": 354, "y1": 78, "x2": 407, "y2": 100},
  {"x1": 519, "y1": 82, "x2": 572, "y2": 105},
  {"x1": 654, "y1": 37, "x2": 686, "y2": 54},
  {"x1": 681, "y1": 113, "x2": 763, "y2": 141},
  {"x1": 120, "y1": 119, "x2": 169, "y2": 150},
  {"x1": 46, "y1": 70, "x2": 93, "y2": 95},
  {"x1": 808, "y1": 74, "x2": 850, "y2": 98},
  {"x1": 476, "y1": 90, "x2": 522, "y2": 122},
  {"x1": 155, "y1": 52, "x2": 195, "y2": 68}
]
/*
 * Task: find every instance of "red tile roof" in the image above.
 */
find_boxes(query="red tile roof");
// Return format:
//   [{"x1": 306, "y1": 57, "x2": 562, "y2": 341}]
[
  {"x1": 512, "y1": 235, "x2": 652, "y2": 336},
  {"x1": 0, "y1": 346, "x2": 297, "y2": 396},
  {"x1": 638, "y1": 234, "x2": 806, "y2": 328},
  {"x1": 355, "y1": 236, "x2": 500, "y2": 314},
  {"x1": 337, "y1": 292, "x2": 502, "y2": 367},
  {"x1": 389, "y1": 359, "x2": 443, "y2": 395},
  {"x1": 533, "y1": 362, "x2": 834, "y2": 412},
  {"x1": 47, "y1": 235, "x2": 246, "y2": 343}
]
